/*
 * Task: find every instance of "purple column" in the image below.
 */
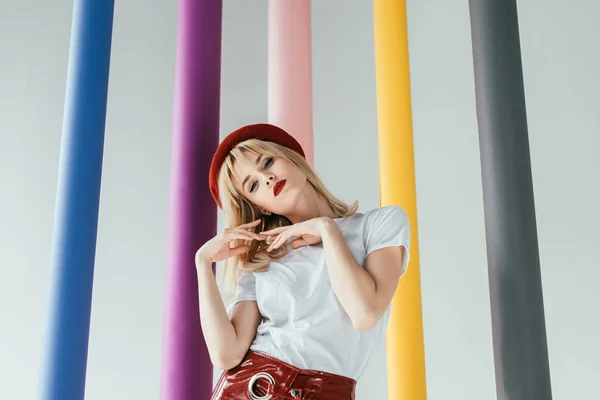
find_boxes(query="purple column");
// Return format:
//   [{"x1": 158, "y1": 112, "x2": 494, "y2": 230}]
[{"x1": 160, "y1": 1, "x2": 222, "y2": 399}]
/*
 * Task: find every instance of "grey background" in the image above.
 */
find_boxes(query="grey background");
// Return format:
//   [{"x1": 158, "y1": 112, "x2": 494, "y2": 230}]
[{"x1": 1, "y1": 0, "x2": 598, "y2": 399}]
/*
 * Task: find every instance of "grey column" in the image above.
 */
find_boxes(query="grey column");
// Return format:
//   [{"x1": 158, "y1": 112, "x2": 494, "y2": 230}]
[{"x1": 468, "y1": 1, "x2": 552, "y2": 400}]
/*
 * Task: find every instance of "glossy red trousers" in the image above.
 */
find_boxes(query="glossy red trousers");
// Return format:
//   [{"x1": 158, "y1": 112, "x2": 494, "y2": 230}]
[{"x1": 211, "y1": 350, "x2": 356, "y2": 400}]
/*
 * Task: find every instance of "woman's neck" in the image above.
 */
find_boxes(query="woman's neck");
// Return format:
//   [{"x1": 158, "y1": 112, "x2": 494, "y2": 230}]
[{"x1": 284, "y1": 182, "x2": 336, "y2": 224}]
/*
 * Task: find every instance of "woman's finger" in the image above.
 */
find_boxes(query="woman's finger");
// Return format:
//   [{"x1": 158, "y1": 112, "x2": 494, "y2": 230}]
[
  {"x1": 233, "y1": 229, "x2": 266, "y2": 241},
  {"x1": 226, "y1": 231, "x2": 263, "y2": 242},
  {"x1": 236, "y1": 219, "x2": 262, "y2": 230},
  {"x1": 272, "y1": 234, "x2": 289, "y2": 250},
  {"x1": 261, "y1": 226, "x2": 288, "y2": 236},
  {"x1": 236, "y1": 231, "x2": 264, "y2": 242},
  {"x1": 267, "y1": 233, "x2": 289, "y2": 252},
  {"x1": 266, "y1": 235, "x2": 279, "y2": 252}
]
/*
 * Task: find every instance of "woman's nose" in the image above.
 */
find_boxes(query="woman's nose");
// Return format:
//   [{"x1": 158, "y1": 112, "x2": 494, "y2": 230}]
[{"x1": 264, "y1": 174, "x2": 275, "y2": 185}]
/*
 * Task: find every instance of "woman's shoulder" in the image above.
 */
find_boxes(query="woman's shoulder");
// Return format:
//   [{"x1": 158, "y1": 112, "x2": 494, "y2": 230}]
[
  {"x1": 333, "y1": 206, "x2": 406, "y2": 234},
  {"x1": 355, "y1": 205, "x2": 406, "y2": 221},
  {"x1": 360, "y1": 205, "x2": 409, "y2": 230},
  {"x1": 370, "y1": 204, "x2": 405, "y2": 213}
]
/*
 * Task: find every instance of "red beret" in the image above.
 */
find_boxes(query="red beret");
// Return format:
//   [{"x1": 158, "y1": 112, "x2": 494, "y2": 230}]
[{"x1": 209, "y1": 123, "x2": 306, "y2": 208}]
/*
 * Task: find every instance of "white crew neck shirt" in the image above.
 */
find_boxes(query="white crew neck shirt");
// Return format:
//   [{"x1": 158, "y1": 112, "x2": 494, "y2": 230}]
[{"x1": 226, "y1": 205, "x2": 410, "y2": 380}]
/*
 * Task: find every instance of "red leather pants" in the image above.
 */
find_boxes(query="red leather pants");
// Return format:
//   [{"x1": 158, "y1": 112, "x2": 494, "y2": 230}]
[{"x1": 211, "y1": 350, "x2": 356, "y2": 400}]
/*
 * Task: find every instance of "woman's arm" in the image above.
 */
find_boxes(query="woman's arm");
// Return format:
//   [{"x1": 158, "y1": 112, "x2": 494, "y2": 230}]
[
  {"x1": 196, "y1": 261, "x2": 261, "y2": 369},
  {"x1": 318, "y1": 218, "x2": 406, "y2": 330}
]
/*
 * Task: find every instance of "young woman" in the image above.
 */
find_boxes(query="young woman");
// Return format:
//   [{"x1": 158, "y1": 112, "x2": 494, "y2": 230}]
[{"x1": 196, "y1": 123, "x2": 410, "y2": 399}]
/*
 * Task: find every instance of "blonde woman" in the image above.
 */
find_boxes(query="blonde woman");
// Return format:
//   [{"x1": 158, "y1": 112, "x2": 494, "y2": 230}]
[{"x1": 196, "y1": 124, "x2": 410, "y2": 399}]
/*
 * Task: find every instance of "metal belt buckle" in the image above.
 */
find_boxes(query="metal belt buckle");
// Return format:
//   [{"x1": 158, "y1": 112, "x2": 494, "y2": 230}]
[{"x1": 247, "y1": 372, "x2": 275, "y2": 400}]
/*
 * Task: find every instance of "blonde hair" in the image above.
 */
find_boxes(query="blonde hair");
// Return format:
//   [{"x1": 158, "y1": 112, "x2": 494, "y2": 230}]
[{"x1": 217, "y1": 138, "x2": 358, "y2": 297}]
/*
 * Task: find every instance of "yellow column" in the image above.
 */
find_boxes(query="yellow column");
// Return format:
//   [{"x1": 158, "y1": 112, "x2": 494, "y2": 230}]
[{"x1": 373, "y1": 1, "x2": 427, "y2": 399}]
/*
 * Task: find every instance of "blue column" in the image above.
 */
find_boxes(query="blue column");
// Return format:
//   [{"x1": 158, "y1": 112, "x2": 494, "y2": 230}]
[{"x1": 38, "y1": 1, "x2": 114, "y2": 399}]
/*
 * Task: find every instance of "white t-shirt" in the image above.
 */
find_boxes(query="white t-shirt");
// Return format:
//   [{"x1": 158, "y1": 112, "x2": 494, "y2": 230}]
[{"x1": 226, "y1": 205, "x2": 410, "y2": 380}]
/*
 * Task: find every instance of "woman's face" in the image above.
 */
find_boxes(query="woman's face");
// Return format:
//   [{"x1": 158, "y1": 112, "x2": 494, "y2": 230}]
[{"x1": 231, "y1": 151, "x2": 307, "y2": 216}]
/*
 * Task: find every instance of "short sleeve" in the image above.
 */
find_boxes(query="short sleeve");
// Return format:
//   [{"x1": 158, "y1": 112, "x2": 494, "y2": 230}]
[
  {"x1": 226, "y1": 271, "x2": 257, "y2": 314},
  {"x1": 364, "y1": 205, "x2": 411, "y2": 275}
]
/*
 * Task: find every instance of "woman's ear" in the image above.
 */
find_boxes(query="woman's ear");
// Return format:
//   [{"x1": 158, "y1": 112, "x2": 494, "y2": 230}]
[{"x1": 258, "y1": 208, "x2": 272, "y2": 216}]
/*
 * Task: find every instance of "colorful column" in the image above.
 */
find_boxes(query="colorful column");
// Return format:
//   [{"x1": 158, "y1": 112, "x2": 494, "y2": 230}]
[
  {"x1": 468, "y1": 1, "x2": 552, "y2": 399},
  {"x1": 373, "y1": 1, "x2": 427, "y2": 399},
  {"x1": 268, "y1": 0, "x2": 314, "y2": 165},
  {"x1": 159, "y1": 1, "x2": 222, "y2": 399},
  {"x1": 37, "y1": 1, "x2": 114, "y2": 399}
]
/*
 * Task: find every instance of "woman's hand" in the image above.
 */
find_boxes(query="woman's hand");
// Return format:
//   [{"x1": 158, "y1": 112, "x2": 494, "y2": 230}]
[
  {"x1": 261, "y1": 217, "x2": 331, "y2": 252},
  {"x1": 195, "y1": 219, "x2": 266, "y2": 266}
]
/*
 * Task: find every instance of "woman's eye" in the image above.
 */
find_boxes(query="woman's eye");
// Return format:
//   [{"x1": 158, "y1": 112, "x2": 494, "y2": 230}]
[
  {"x1": 250, "y1": 181, "x2": 258, "y2": 193},
  {"x1": 264, "y1": 157, "x2": 273, "y2": 168}
]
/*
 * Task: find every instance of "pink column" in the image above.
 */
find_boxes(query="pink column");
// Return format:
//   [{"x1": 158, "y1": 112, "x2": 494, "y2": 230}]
[{"x1": 268, "y1": 0, "x2": 314, "y2": 165}]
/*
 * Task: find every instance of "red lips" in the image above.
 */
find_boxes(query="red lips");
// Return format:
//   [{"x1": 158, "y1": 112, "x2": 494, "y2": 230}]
[{"x1": 273, "y1": 180, "x2": 286, "y2": 196}]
